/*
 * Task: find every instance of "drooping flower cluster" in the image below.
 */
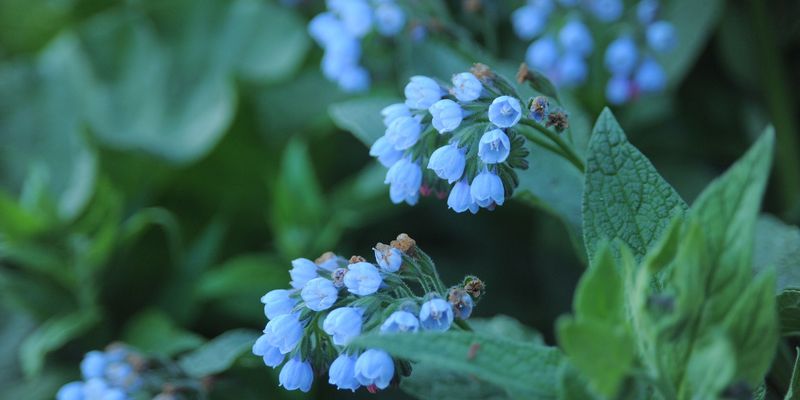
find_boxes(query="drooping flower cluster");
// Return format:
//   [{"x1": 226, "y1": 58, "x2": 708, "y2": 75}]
[
  {"x1": 370, "y1": 64, "x2": 574, "y2": 213},
  {"x1": 56, "y1": 345, "x2": 143, "y2": 400},
  {"x1": 308, "y1": 0, "x2": 406, "y2": 92},
  {"x1": 512, "y1": 0, "x2": 677, "y2": 104},
  {"x1": 253, "y1": 234, "x2": 484, "y2": 393}
]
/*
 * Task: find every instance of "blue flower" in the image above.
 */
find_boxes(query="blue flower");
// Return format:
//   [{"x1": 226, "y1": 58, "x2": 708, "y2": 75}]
[
  {"x1": 477, "y1": 129, "x2": 511, "y2": 164},
  {"x1": 604, "y1": 36, "x2": 638, "y2": 75},
  {"x1": 380, "y1": 103, "x2": 410, "y2": 127},
  {"x1": 427, "y1": 143, "x2": 466, "y2": 183},
  {"x1": 308, "y1": 12, "x2": 347, "y2": 47},
  {"x1": 56, "y1": 382, "x2": 84, "y2": 400},
  {"x1": 369, "y1": 136, "x2": 403, "y2": 168},
  {"x1": 452, "y1": 292, "x2": 474, "y2": 320},
  {"x1": 261, "y1": 289, "x2": 297, "y2": 320},
  {"x1": 587, "y1": 0, "x2": 623, "y2": 22},
  {"x1": 384, "y1": 157, "x2": 422, "y2": 205},
  {"x1": 323, "y1": 307, "x2": 364, "y2": 346},
  {"x1": 605, "y1": 75, "x2": 632, "y2": 104},
  {"x1": 647, "y1": 21, "x2": 676, "y2": 53},
  {"x1": 380, "y1": 310, "x2": 420, "y2": 333},
  {"x1": 637, "y1": 0, "x2": 660, "y2": 25},
  {"x1": 354, "y1": 349, "x2": 395, "y2": 389},
  {"x1": 404, "y1": 76, "x2": 442, "y2": 110},
  {"x1": 290, "y1": 258, "x2": 318, "y2": 289},
  {"x1": 635, "y1": 58, "x2": 666, "y2": 92},
  {"x1": 316, "y1": 253, "x2": 343, "y2": 271},
  {"x1": 338, "y1": 66, "x2": 370, "y2": 92},
  {"x1": 530, "y1": 96, "x2": 549, "y2": 122},
  {"x1": 526, "y1": 36, "x2": 559, "y2": 72},
  {"x1": 374, "y1": 246, "x2": 402, "y2": 272},
  {"x1": 80, "y1": 351, "x2": 106, "y2": 380},
  {"x1": 451, "y1": 72, "x2": 483, "y2": 102},
  {"x1": 419, "y1": 298, "x2": 454, "y2": 331},
  {"x1": 488, "y1": 96, "x2": 522, "y2": 128},
  {"x1": 558, "y1": 20, "x2": 593, "y2": 56},
  {"x1": 279, "y1": 356, "x2": 313, "y2": 392},
  {"x1": 102, "y1": 388, "x2": 126, "y2": 400},
  {"x1": 329, "y1": 353, "x2": 360, "y2": 391},
  {"x1": 301, "y1": 277, "x2": 339, "y2": 311},
  {"x1": 556, "y1": 52, "x2": 588, "y2": 87},
  {"x1": 447, "y1": 179, "x2": 479, "y2": 214},
  {"x1": 385, "y1": 115, "x2": 422, "y2": 150},
  {"x1": 429, "y1": 99, "x2": 463, "y2": 133},
  {"x1": 106, "y1": 361, "x2": 136, "y2": 389},
  {"x1": 329, "y1": 0, "x2": 373, "y2": 38},
  {"x1": 83, "y1": 379, "x2": 109, "y2": 399},
  {"x1": 374, "y1": 2, "x2": 405, "y2": 37},
  {"x1": 264, "y1": 313, "x2": 304, "y2": 354},
  {"x1": 470, "y1": 169, "x2": 505, "y2": 207},
  {"x1": 344, "y1": 262, "x2": 383, "y2": 296},
  {"x1": 321, "y1": 37, "x2": 360, "y2": 81},
  {"x1": 512, "y1": 5, "x2": 548, "y2": 40},
  {"x1": 253, "y1": 334, "x2": 285, "y2": 367}
]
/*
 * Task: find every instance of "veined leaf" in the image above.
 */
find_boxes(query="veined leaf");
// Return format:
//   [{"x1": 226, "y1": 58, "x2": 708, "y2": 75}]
[
  {"x1": 582, "y1": 108, "x2": 687, "y2": 262},
  {"x1": 353, "y1": 331, "x2": 564, "y2": 398}
]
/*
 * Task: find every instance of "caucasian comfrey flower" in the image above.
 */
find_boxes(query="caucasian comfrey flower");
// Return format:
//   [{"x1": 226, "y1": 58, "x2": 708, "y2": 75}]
[
  {"x1": 512, "y1": 0, "x2": 677, "y2": 104},
  {"x1": 308, "y1": 0, "x2": 406, "y2": 92},
  {"x1": 370, "y1": 64, "x2": 580, "y2": 213},
  {"x1": 253, "y1": 234, "x2": 485, "y2": 393}
]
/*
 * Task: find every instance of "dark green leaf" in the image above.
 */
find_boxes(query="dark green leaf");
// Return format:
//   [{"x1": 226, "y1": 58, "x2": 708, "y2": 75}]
[
  {"x1": 178, "y1": 329, "x2": 260, "y2": 378},
  {"x1": 582, "y1": 108, "x2": 687, "y2": 262},
  {"x1": 329, "y1": 96, "x2": 400, "y2": 147},
  {"x1": 574, "y1": 243, "x2": 625, "y2": 324},
  {"x1": 786, "y1": 348, "x2": 800, "y2": 400},
  {"x1": 754, "y1": 214, "x2": 800, "y2": 293},
  {"x1": 122, "y1": 309, "x2": 204, "y2": 357},
  {"x1": 778, "y1": 289, "x2": 800, "y2": 337},
  {"x1": 20, "y1": 309, "x2": 100, "y2": 376},
  {"x1": 401, "y1": 361, "x2": 510, "y2": 400},
  {"x1": 353, "y1": 331, "x2": 564, "y2": 398}
]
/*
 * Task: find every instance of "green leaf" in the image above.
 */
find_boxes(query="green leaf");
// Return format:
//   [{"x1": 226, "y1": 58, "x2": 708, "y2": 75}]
[
  {"x1": 582, "y1": 108, "x2": 687, "y2": 262},
  {"x1": 556, "y1": 317, "x2": 635, "y2": 397},
  {"x1": 270, "y1": 139, "x2": 325, "y2": 258},
  {"x1": 661, "y1": 0, "x2": 725, "y2": 85},
  {"x1": 682, "y1": 335, "x2": 736, "y2": 399},
  {"x1": 786, "y1": 349, "x2": 800, "y2": 400},
  {"x1": 573, "y1": 243, "x2": 625, "y2": 324},
  {"x1": 122, "y1": 309, "x2": 204, "y2": 357},
  {"x1": 20, "y1": 309, "x2": 100, "y2": 376},
  {"x1": 401, "y1": 362, "x2": 510, "y2": 400},
  {"x1": 468, "y1": 314, "x2": 544, "y2": 345},
  {"x1": 0, "y1": 33, "x2": 97, "y2": 223},
  {"x1": 778, "y1": 289, "x2": 800, "y2": 337},
  {"x1": 178, "y1": 329, "x2": 260, "y2": 378},
  {"x1": 234, "y1": 1, "x2": 309, "y2": 82},
  {"x1": 329, "y1": 96, "x2": 400, "y2": 147},
  {"x1": 754, "y1": 214, "x2": 800, "y2": 293},
  {"x1": 353, "y1": 331, "x2": 564, "y2": 398}
]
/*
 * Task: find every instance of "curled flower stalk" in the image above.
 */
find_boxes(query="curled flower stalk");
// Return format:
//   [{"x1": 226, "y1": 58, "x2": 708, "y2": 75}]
[
  {"x1": 253, "y1": 233, "x2": 485, "y2": 393},
  {"x1": 370, "y1": 63, "x2": 583, "y2": 213}
]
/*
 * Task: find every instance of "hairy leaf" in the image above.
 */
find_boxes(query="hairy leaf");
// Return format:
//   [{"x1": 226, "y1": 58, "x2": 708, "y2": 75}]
[{"x1": 754, "y1": 214, "x2": 800, "y2": 293}]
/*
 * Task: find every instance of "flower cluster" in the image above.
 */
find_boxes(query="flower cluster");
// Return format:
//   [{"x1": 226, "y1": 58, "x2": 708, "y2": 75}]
[
  {"x1": 512, "y1": 0, "x2": 677, "y2": 104},
  {"x1": 370, "y1": 64, "x2": 575, "y2": 213},
  {"x1": 308, "y1": 0, "x2": 406, "y2": 92},
  {"x1": 56, "y1": 345, "x2": 143, "y2": 400},
  {"x1": 253, "y1": 233, "x2": 484, "y2": 393}
]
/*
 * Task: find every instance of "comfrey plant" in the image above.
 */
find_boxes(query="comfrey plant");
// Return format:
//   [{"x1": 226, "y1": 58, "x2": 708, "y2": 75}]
[
  {"x1": 56, "y1": 344, "x2": 207, "y2": 400},
  {"x1": 308, "y1": 0, "x2": 406, "y2": 92},
  {"x1": 370, "y1": 64, "x2": 583, "y2": 213},
  {"x1": 512, "y1": 0, "x2": 677, "y2": 104},
  {"x1": 253, "y1": 233, "x2": 484, "y2": 393}
]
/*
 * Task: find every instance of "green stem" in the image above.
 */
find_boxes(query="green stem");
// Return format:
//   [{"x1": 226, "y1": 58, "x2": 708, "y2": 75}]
[
  {"x1": 751, "y1": 0, "x2": 800, "y2": 220},
  {"x1": 454, "y1": 319, "x2": 473, "y2": 332},
  {"x1": 518, "y1": 120, "x2": 585, "y2": 172}
]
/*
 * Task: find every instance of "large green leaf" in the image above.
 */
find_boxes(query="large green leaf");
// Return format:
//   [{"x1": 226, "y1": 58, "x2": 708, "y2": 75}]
[
  {"x1": 754, "y1": 214, "x2": 800, "y2": 293},
  {"x1": 582, "y1": 108, "x2": 687, "y2": 261},
  {"x1": 0, "y1": 34, "x2": 97, "y2": 224},
  {"x1": 778, "y1": 289, "x2": 800, "y2": 337},
  {"x1": 573, "y1": 243, "x2": 625, "y2": 324},
  {"x1": 329, "y1": 96, "x2": 400, "y2": 146},
  {"x1": 353, "y1": 331, "x2": 564, "y2": 398},
  {"x1": 178, "y1": 329, "x2": 260, "y2": 378},
  {"x1": 122, "y1": 309, "x2": 204, "y2": 357},
  {"x1": 19, "y1": 309, "x2": 100, "y2": 377},
  {"x1": 401, "y1": 362, "x2": 510, "y2": 400}
]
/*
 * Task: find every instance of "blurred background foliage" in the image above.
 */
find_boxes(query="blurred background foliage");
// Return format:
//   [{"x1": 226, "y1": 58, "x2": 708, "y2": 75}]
[{"x1": 0, "y1": 0, "x2": 799, "y2": 398}]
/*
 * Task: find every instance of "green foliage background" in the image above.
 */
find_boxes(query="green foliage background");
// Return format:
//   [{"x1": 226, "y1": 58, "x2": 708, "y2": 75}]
[{"x1": 1, "y1": 0, "x2": 799, "y2": 398}]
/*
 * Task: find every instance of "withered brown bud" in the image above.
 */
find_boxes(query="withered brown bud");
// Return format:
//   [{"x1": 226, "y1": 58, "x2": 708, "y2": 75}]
[
  {"x1": 315, "y1": 251, "x2": 336, "y2": 265},
  {"x1": 349, "y1": 255, "x2": 367, "y2": 264},
  {"x1": 462, "y1": 0, "x2": 482, "y2": 12},
  {"x1": 470, "y1": 63, "x2": 495, "y2": 82},
  {"x1": 390, "y1": 233, "x2": 416, "y2": 253},
  {"x1": 464, "y1": 277, "x2": 486, "y2": 299},
  {"x1": 545, "y1": 110, "x2": 569, "y2": 132},
  {"x1": 516, "y1": 62, "x2": 531, "y2": 84}
]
